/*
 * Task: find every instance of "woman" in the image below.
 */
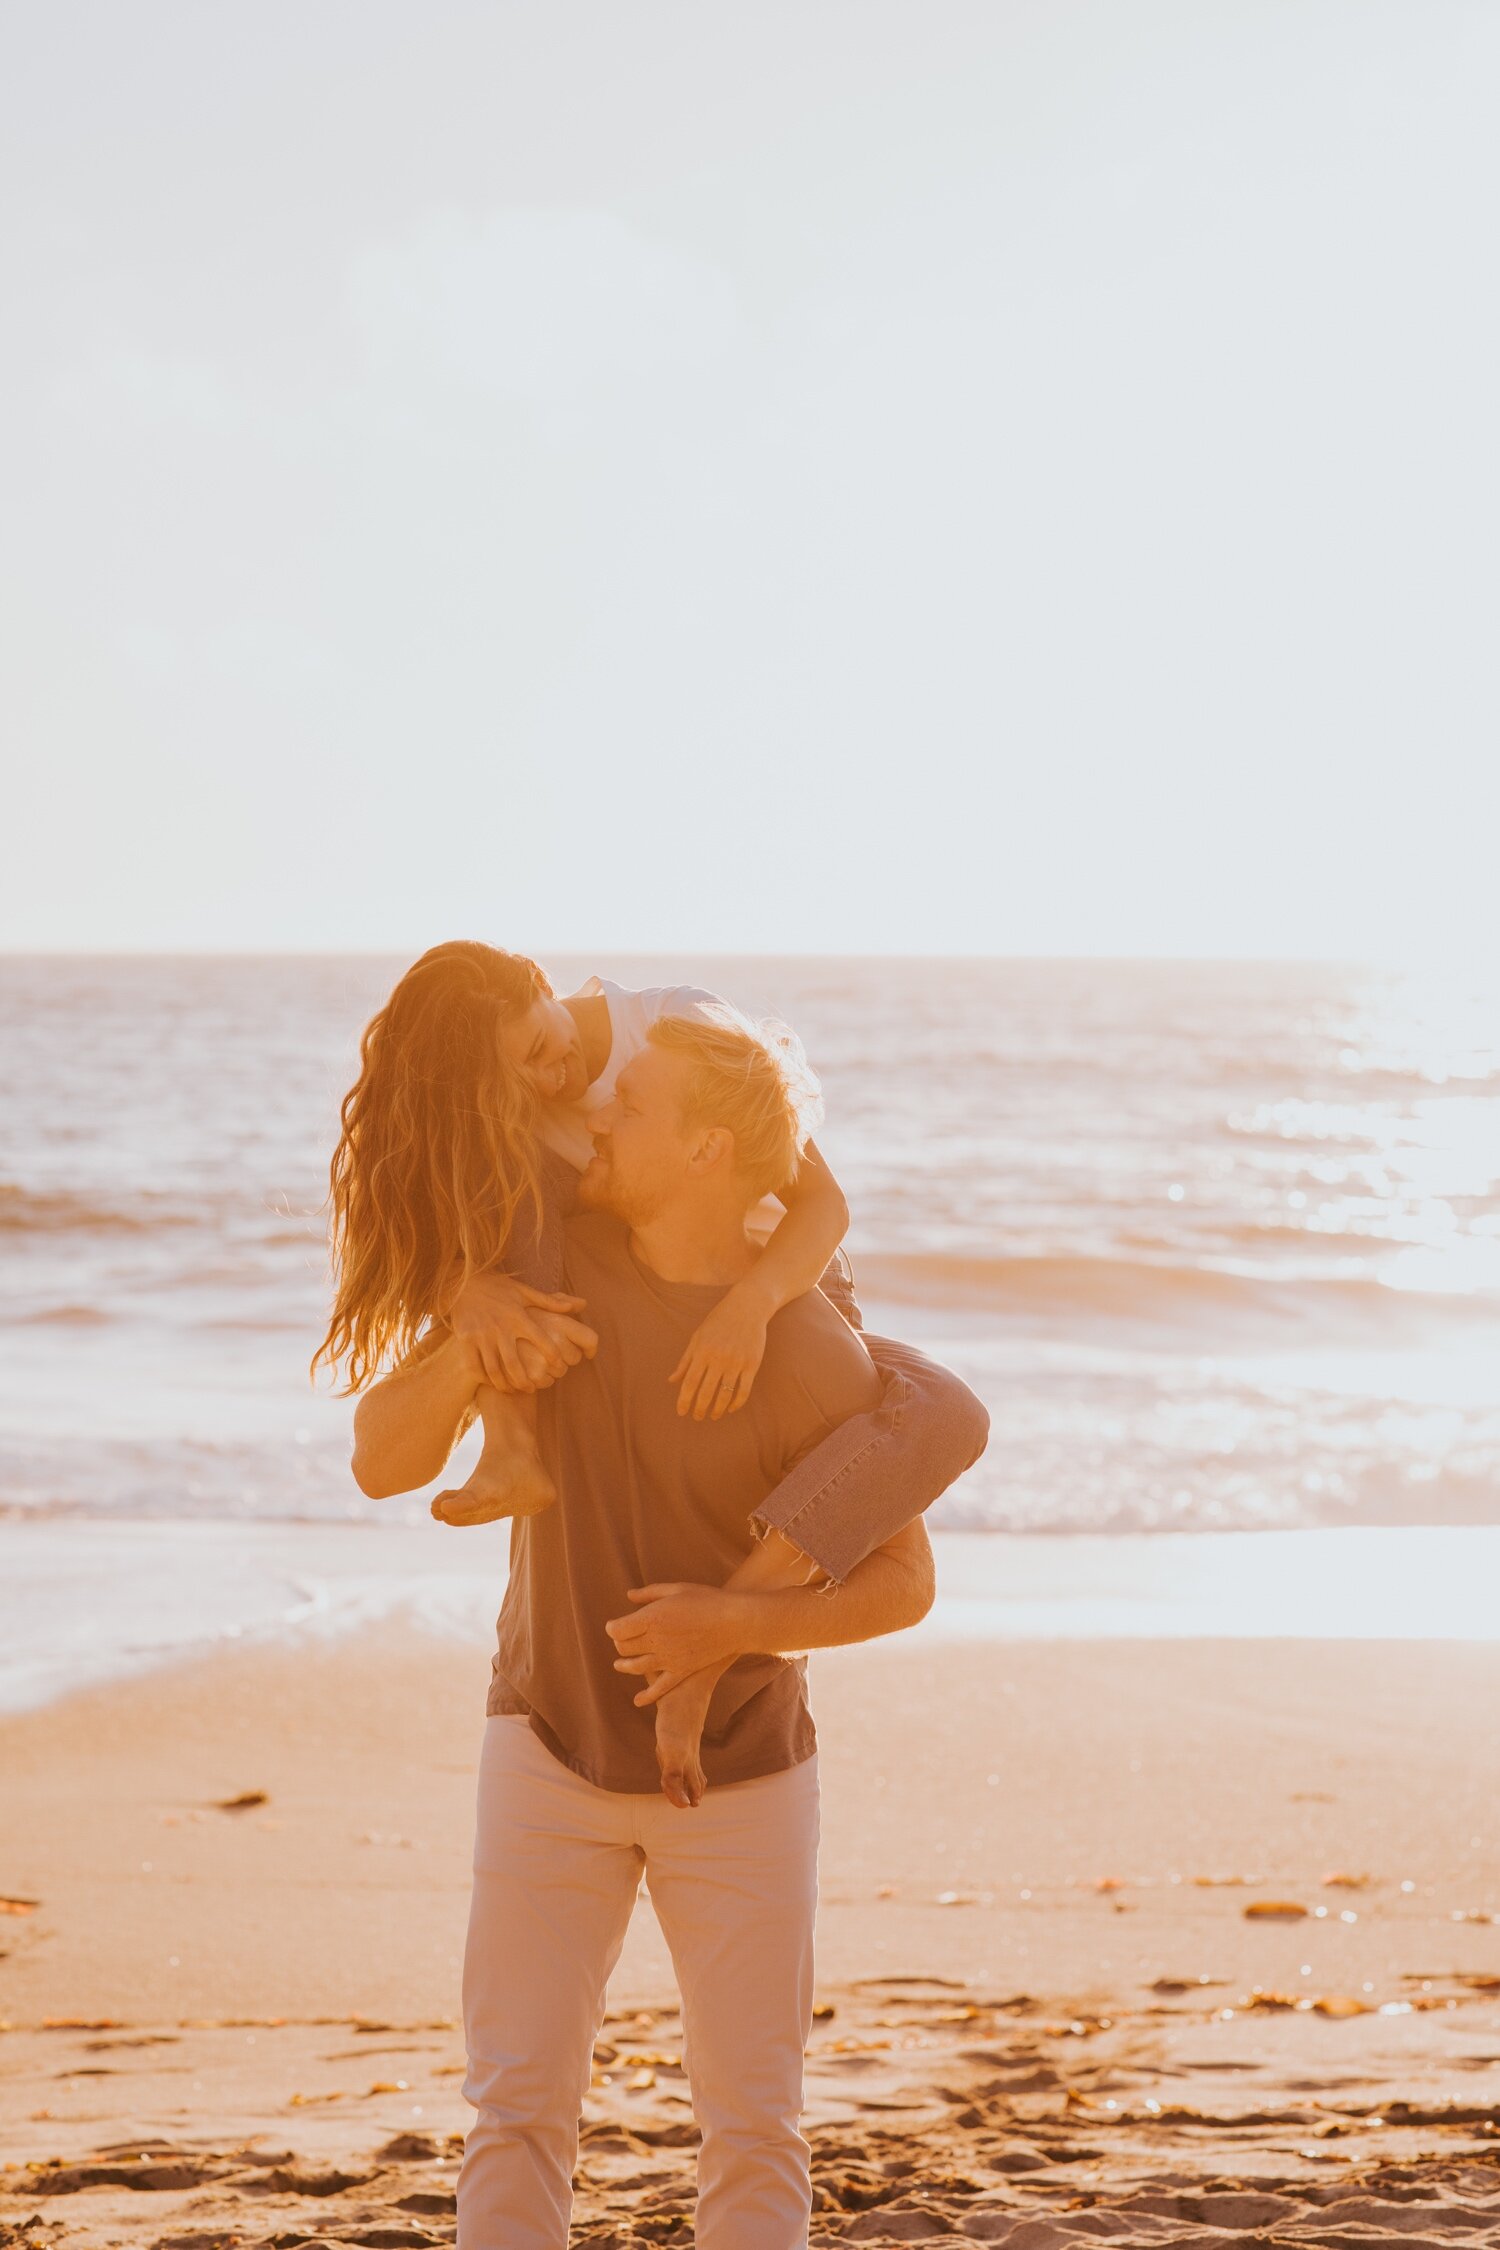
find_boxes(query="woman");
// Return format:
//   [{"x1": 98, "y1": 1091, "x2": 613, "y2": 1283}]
[{"x1": 315, "y1": 942, "x2": 864, "y2": 1518}]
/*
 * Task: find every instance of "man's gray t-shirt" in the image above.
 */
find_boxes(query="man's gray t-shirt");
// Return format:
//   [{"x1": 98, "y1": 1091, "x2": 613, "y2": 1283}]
[{"x1": 488, "y1": 1209, "x2": 883, "y2": 1793}]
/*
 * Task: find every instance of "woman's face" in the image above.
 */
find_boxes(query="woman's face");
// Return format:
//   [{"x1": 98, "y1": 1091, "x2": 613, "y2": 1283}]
[{"x1": 501, "y1": 997, "x2": 588, "y2": 1105}]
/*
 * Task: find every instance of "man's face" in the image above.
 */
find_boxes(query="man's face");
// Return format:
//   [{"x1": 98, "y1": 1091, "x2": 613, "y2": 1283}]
[
  {"x1": 578, "y1": 1047, "x2": 697, "y2": 1225},
  {"x1": 500, "y1": 997, "x2": 588, "y2": 1105}
]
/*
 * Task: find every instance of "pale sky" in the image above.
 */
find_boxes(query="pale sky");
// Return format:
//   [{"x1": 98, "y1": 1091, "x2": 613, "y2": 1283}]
[{"x1": 3, "y1": 1, "x2": 1496, "y2": 958}]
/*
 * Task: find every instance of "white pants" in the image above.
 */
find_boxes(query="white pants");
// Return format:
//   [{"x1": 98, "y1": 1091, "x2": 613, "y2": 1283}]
[{"x1": 457, "y1": 1713, "x2": 821, "y2": 2250}]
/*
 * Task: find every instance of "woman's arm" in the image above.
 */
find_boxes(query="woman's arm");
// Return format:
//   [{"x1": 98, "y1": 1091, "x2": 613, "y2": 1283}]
[
  {"x1": 670, "y1": 1138, "x2": 851, "y2": 1419},
  {"x1": 605, "y1": 1517, "x2": 936, "y2": 1702},
  {"x1": 444, "y1": 1270, "x2": 596, "y2": 1393}
]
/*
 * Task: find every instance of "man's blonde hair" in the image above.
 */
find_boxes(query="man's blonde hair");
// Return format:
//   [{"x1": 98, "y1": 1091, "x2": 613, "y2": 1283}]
[{"x1": 647, "y1": 1006, "x2": 824, "y2": 1199}]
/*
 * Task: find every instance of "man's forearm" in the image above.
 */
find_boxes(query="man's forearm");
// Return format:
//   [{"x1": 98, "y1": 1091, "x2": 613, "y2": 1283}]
[
  {"x1": 350, "y1": 1327, "x2": 480, "y2": 1499},
  {"x1": 638, "y1": 1529, "x2": 828, "y2": 1707},
  {"x1": 726, "y1": 1526, "x2": 934, "y2": 1655},
  {"x1": 644, "y1": 1524, "x2": 932, "y2": 1707}
]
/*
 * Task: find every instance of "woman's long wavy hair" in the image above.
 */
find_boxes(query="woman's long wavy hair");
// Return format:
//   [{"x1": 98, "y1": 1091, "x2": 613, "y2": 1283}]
[{"x1": 312, "y1": 942, "x2": 552, "y2": 1392}]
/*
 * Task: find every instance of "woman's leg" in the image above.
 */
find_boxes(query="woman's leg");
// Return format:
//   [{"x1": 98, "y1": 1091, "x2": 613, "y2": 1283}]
[
  {"x1": 815, "y1": 1244, "x2": 863, "y2": 1330},
  {"x1": 432, "y1": 1388, "x2": 556, "y2": 1526},
  {"x1": 749, "y1": 1330, "x2": 990, "y2": 1582}
]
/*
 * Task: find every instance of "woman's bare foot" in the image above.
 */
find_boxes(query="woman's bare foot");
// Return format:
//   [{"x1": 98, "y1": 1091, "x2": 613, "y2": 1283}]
[
  {"x1": 432, "y1": 1450, "x2": 555, "y2": 1525},
  {"x1": 431, "y1": 1387, "x2": 556, "y2": 1527},
  {"x1": 652, "y1": 1677, "x2": 714, "y2": 1809}
]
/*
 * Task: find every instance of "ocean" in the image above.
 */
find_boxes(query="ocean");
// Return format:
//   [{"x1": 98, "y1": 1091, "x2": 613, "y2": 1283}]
[{"x1": 5, "y1": 952, "x2": 1500, "y2": 1543}]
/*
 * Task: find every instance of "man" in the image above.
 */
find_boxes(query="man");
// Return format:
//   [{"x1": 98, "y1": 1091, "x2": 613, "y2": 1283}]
[{"x1": 351, "y1": 1010, "x2": 971, "y2": 2249}]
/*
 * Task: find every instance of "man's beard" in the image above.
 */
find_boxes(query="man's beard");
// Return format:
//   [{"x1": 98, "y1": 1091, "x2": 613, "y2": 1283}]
[{"x1": 579, "y1": 1152, "x2": 656, "y2": 1229}]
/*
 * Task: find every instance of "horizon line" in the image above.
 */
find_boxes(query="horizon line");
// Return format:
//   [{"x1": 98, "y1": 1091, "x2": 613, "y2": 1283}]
[{"x1": 0, "y1": 945, "x2": 1407, "y2": 971}]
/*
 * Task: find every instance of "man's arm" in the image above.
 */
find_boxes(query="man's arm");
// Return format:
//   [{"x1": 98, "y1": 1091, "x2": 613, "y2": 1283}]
[
  {"x1": 605, "y1": 1516, "x2": 935, "y2": 1703},
  {"x1": 725, "y1": 1514, "x2": 935, "y2": 1655}
]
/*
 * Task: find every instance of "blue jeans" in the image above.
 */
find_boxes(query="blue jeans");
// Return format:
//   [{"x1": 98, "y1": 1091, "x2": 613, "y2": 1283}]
[{"x1": 746, "y1": 1254, "x2": 990, "y2": 1584}]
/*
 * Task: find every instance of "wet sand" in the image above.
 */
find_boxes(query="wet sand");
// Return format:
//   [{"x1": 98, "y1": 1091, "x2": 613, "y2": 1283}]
[{"x1": 4, "y1": 1626, "x2": 1499, "y2": 2246}]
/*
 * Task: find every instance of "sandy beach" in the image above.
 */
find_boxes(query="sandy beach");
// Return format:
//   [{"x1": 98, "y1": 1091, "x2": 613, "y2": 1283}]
[{"x1": 4, "y1": 1622, "x2": 1499, "y2": 2247}]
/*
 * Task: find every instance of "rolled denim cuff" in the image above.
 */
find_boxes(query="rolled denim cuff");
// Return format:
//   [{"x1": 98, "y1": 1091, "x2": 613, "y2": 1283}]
[
  {"x1": 748, "y1": 1333, "x2": 990, "y2": 1585},
  {"x1": 746, "y1": 1511, "x2": 851, "y2": 1595},
  {"x1": 748, "y1": 1347, "x2": 918, "y2": 1584}
]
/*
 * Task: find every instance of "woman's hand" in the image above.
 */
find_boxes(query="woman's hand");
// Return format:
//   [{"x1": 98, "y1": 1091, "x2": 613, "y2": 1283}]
[
  {"x1": 669, "y1": 1281, "x2": 773, "y2": 1420},
  {"x1": 448, "y1": 1270, "x2": 598, "y2": 1393},
  {"x1": 605, "y1": 1582, "x2": 754, "y2": 1702},
  {"x1": 511, "y1": 1306, "x2": 603, "y2": 1392}
]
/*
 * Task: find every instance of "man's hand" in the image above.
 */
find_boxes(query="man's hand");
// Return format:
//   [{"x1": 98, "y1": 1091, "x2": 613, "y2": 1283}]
[
  {"x1": 605, "y1": 1582, "x2": 753, "y2": 1703},
  {"x1": 668, "y1": 1282, "x2": 773, "y2": 1420},
  {"x1": 448, "y1": 1270, "x2": 598, "y2": 1393}
]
